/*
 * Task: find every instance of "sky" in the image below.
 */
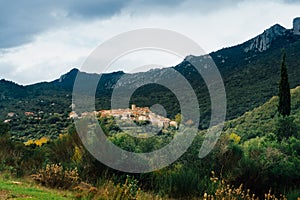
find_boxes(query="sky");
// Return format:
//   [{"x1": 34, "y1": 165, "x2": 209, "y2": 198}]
[{"x1": 0, "y1": 0, "x2": 300, "y2": 85}]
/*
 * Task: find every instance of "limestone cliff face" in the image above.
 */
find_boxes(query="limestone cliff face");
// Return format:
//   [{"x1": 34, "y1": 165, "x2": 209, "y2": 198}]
[
  {"x1": 244, "y1": 24, "x2": 287, "y2": 53},
  {"x1": 244, "y1": 17, "x2": 300, "y2": 53}
]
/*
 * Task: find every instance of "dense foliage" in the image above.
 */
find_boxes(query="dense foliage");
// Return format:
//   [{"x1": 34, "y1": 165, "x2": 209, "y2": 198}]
[{"x1": 1, "y1": 84, "x2": 300, "y2": 199}]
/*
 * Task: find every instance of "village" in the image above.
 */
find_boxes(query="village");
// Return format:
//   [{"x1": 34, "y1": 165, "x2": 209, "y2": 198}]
[
  {"x1": 70, "y1": 104, "x2": 178, "y2": 129},
  {"x1": 4, "y1": 103, "x2": 178, "y2": 130}
]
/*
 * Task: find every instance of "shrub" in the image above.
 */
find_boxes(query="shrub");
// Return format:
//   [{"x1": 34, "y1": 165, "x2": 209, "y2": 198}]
[
  {"x1": 204, "y1": 172, "x2": 288, "y2": 200},
  {"x1": 32, "y1": 163, "x2": 80, "y2": 189},
  {"x1": 75, "y1": 175, "x2": 142, "y2": 200},
  {"x1": 24, "y1": 136, "x2": 49, "y2": 147},
  {"x1": 275, "y1": 116, "x2": 298, "y2": 140}
]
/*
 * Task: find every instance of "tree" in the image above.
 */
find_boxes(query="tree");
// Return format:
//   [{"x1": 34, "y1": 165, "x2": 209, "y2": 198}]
[
  {"x1": 278, "y1": 51, "x2": 291, "y2": 116},
  {"x1": 276, "y1": 51, "x2": 297, "y2": 140}
]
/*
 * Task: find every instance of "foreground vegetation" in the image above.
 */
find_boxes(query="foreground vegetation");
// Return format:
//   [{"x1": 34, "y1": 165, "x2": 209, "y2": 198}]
[
  {"x1": 0, "y1": 170, "x2": 291, "y2": 200},
  {"x1": 1, "y1": 87, "x2": 300, "y2": 199},
  {"x1": 0, "y1": 175, "x2": 73, "y2": 199}
]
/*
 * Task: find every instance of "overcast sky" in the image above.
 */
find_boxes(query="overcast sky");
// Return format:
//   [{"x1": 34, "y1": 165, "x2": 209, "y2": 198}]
[{"x1": 0, "y1": 0, "x2": 300, "y2": 85}]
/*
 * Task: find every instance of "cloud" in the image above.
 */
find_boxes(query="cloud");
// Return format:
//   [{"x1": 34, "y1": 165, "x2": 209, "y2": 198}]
[
  {"x1": 67, "y1": 0, "x2": 127, "y2": 18},
  {"x1": 0, "y1": 0, "x2": 187, "y2": 49},
  {"x1": 0, "y1": 0, "x2": 129, "y2": 48},
  {"x1": 0, "y1": 1, "x2": 57, "y2": 48},
  {"x1": 1, "y1": 0, "x2": 300, "y2": 85},
  {"x1": 4, "y1": 0, "x2": 298, "y2": 49}
]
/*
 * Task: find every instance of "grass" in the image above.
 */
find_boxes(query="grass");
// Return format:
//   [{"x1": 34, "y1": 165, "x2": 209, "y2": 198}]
[
  {"x1": 0, "y1": 174, "x2": 163, "y2": 200},
  {"x1": 0, "y1": 175, "x2": 74, "y2": 200}
]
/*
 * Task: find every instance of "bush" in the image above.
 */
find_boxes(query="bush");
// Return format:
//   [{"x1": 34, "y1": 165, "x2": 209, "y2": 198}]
[
  {"x1": 32, "y1": 163, "x2": 80, "y2": 189},
  {"x1": 275, "y1": 116, "x2": 298, "y2": 140},
  {"x1": 74, "y1": 175, "x2": 141, "y2": 200},
  {"x1": 205, "y1": 172, "x2": 288, "y2": 200}
]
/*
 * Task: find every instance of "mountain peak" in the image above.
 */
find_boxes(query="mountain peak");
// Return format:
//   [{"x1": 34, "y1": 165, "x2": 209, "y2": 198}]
[
  {"x1": 269, "y1": 23, "x2": 285, "y2": 31},
  {"x1": 69, "y1": 68, "x2": 79, "y2": 73},
  {"x1": 244, "y1": 23, "x2": 287, "y2": 53},
  {"x1": 58, "y1": 68, "x2": 79, "y2": 83}
]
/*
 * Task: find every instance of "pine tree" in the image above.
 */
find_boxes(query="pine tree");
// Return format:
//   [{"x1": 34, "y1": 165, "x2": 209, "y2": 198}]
[{"x1": 278, "y1": 51, "x2": 291, "y2": 116}]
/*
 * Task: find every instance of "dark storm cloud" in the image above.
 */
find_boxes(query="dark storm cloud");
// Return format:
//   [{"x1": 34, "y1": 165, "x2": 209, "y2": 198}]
[
  {"x1": 0, "y1": 0, "x2": 57, "y2": 48},
  {"x1": 0, "y1": 0, "x2": 298, "y2": 49},
  {"x1": 0, "y1": 0, "x2": 128, "y2": 49}
]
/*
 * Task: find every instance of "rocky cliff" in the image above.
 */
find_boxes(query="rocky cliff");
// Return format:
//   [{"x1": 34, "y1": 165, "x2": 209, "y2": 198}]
[
  {"x1": 244, "y1": 24, "x2": 288, "y2": 52},
  {"x1": 244, "y1": 17, "x2": 300, "y2": 53}
]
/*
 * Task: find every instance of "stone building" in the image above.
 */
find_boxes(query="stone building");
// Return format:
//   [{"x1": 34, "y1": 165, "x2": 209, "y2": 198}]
[{"x1": 99, "y1": 105, "x2": 178, "y2": 129}]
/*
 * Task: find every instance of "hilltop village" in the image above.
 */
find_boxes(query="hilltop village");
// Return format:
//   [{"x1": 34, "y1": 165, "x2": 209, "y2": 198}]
[{"x1": 70, "y1": 104, "x2": 178, "y2": 129}]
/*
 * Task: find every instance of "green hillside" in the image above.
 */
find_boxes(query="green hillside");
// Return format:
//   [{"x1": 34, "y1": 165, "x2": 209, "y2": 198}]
[
  {"x1": 223, "y1": 86, "x2": 300, "y2": 140},
  {"x1": 206, "y1": 86, "x2": 300, "y2": 197}
]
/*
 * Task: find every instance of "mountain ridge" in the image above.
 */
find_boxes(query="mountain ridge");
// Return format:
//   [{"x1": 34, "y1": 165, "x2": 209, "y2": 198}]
[
  {"x1": 2, "y1": 19, "x2": 299, "y2": 87},
  {"x1": 49, "y1": 19, "x2": 300, "y2": 81},
  {"x1": 1, "y1": 19, "x2": 300, "y2": 134}
]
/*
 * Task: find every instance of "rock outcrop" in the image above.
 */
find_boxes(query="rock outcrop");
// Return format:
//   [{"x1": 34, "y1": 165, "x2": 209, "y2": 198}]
[
  {"x1": 244, "y1": 17, "x2": 300, "y2": 53},
  {"x1": 293, "y1": 17, "x2": 300, "y2": 35},
  {"x1": 244, "y1": 24, "x2": 287, "y2": 52}
]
